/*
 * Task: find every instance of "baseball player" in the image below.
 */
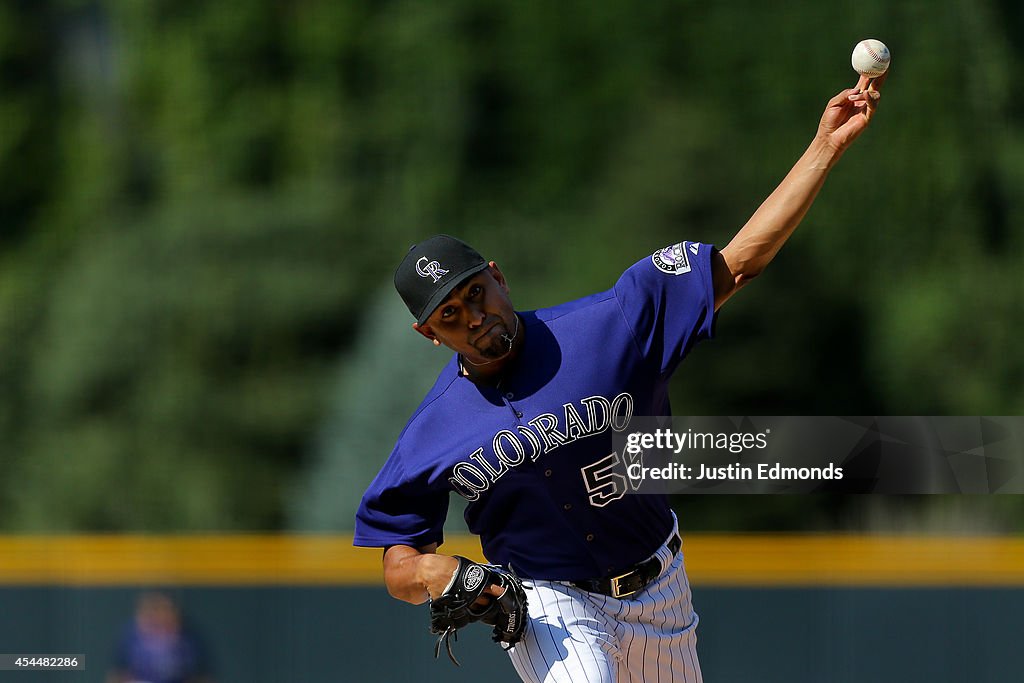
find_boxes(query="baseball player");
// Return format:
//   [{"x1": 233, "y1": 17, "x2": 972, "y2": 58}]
[{"x1": 354, "y1": 75, "x2": 885, "y2": 682}]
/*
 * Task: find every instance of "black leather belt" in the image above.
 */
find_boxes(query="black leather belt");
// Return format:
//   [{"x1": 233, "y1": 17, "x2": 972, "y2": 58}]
[{"x1": 571, "y1": 533, "x2": 681, "y2": 599}]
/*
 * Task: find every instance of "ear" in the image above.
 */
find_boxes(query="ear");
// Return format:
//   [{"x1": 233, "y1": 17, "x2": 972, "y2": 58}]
[
  {"x1": 412, "y1": 322, "x2": 442, "y2": 346},
  {"x1": 488, "y1": 261, "x2": 510, "y2": 294}
]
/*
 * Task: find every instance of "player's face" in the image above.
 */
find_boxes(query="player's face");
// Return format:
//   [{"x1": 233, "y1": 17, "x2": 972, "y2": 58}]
[{"x1": 423, "y1": 266, "x2": 517, "y2": 362}]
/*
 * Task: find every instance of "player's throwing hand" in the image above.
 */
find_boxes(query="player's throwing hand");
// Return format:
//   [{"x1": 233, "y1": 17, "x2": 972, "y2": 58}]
[{"x1": 818, "y1": 71, "x2": 887, "y2": 153}]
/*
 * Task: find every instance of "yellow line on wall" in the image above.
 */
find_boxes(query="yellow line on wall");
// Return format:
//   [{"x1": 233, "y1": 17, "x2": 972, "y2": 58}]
[
  {"x1": 0, "y1": 535, "x2": 484, "y2": 586},
  {"x1": 1, "y1": 535, "x2": 1023, "y2": 587},
  {"x1": 682, "y1": 535, "x2": 1024, "y2": 586}
]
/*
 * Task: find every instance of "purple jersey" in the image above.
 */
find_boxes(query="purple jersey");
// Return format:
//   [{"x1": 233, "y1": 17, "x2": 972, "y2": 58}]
[{"x1": 354, "y1": 242, "x2": 716, "y2": 581}]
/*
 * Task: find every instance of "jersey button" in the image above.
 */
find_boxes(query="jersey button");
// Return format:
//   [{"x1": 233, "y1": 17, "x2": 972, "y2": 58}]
[
  {"x1": 563, "y1": 503, "x2": 572, "y2": 511},
  {"x1": 505, "y1": 392, "x2": 514, "y2": 399},
  {"x1": 515, "y1": 411, "x2": 523, "y2": 418},
  {"x1": 585, "y1": 534, "x2": 595, "y2": 542},
  {"x1": 544, "y1": 469, "x2": 553, "y2": 477}
]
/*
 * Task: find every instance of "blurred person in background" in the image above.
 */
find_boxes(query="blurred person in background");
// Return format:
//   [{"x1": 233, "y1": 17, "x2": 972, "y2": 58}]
[{"x1": 106, "y1": 591, "x2": 215, "y2": 683}]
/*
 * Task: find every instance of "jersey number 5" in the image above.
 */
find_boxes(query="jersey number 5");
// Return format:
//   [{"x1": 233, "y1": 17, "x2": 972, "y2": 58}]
[{"x1": 580, "y1": 452, "x2": 628, "y2": 507}]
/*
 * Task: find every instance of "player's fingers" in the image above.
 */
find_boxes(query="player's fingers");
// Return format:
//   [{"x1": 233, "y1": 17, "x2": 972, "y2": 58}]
[
  {"x1": 834, "y1": 69, "x2": 883, "y2": 107},
  {"x1": 847, "y1": 89, "x2": 880, "y2": 104},
  {"x1": 849, "y1": 88, "x2": 878, "y2": 122},
  {"x1": 471, "y1": 584, "x2": 506, "y2": 607},
  {"x1": 855, "y1": 83, "x2": 881, "y2": 110},
  {"x1": 867, "y1": 69, "x2": 889, "y2": 92},
  {"x1": 828, "y1": 88, "x2": 859, "y2": 108}
]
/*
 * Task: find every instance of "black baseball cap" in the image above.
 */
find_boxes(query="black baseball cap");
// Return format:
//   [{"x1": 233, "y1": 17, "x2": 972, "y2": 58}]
[{"x1": 394, "y1": 235, "x2": 489, "y2": 325}]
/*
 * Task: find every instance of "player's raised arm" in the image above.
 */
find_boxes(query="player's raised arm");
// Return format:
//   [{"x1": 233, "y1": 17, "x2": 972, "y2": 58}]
[{"x1": 712, "y1": 67, "x2": 887, "y2": 311}]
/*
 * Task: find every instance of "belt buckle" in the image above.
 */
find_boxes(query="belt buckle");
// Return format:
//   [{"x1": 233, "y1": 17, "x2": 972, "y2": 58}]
[{"x1": 609, "y1": 570, "x2": 638, "y2": 599}]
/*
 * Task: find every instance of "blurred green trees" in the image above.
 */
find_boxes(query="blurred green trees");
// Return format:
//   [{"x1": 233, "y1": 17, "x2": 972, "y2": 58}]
[{"x1": 0, "y1": 0, "x2": 1021, "y2": 530}]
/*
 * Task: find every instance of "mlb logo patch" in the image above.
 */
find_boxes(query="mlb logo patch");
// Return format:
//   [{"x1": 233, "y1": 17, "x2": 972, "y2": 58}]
[{"x1": 652, "y1": 242, "x2": 691, "y2": 275}]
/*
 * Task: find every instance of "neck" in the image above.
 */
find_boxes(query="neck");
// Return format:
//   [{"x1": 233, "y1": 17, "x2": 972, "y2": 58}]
[{"x1": 459, "y1": 359, "x2": 504, "y2": 385}]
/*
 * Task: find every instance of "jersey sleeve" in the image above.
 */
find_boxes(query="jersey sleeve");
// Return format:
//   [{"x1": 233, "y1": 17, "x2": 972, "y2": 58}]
[
  {"x1": 353, "y1": 445, "x2": 450, "y2": 549},
  {"x1": 613, "y1": 240, "x2": 717, "y2": 377}
]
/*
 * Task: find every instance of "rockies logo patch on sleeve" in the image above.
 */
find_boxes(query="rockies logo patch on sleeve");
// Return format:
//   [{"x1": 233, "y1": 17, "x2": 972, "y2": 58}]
[{"x1": 652, "y1": 243, "x2": 691, "y2": 275}]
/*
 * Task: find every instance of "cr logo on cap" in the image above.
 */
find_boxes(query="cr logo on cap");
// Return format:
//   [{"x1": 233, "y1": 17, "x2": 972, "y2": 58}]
[{"x1": 416, "y1": 257, "x2": 449, "y2": 283}]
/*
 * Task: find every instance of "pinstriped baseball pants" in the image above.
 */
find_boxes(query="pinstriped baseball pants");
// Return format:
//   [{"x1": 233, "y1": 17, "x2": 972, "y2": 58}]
[{"x1": 507, "y1": 532, "x2": 702, "y2": 683}]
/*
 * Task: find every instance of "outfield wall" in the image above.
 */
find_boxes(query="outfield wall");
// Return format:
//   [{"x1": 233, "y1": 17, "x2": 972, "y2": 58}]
[{"x1": 2, "y1": 535, "x2": 1022, "y2": 682}]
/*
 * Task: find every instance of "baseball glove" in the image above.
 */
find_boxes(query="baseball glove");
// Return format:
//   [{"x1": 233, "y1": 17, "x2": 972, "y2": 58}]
[{"x1": 429, "y1": 556, "x2": 529, "y2": 665}]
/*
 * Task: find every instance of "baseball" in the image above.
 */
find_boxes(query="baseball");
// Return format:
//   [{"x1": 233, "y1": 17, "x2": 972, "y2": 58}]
[{"x1": 851, "y1": 39, "x2": 890, "y2": 77}]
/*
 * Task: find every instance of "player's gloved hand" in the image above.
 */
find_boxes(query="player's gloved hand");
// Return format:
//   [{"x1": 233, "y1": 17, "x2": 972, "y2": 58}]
[{"x1": 429, "y1": 556, "x2": 529, "y2": 665}]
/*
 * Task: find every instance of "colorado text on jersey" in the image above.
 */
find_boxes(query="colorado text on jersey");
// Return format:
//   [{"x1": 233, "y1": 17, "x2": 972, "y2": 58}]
[{"x1": 448, "y1": 392, "x2": 634, "y2": 501}]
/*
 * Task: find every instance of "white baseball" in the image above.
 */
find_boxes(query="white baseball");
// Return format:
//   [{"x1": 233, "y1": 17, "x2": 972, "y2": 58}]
[{"x1": 851, "y1": 39, "x2": 890, "y2": 77}]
